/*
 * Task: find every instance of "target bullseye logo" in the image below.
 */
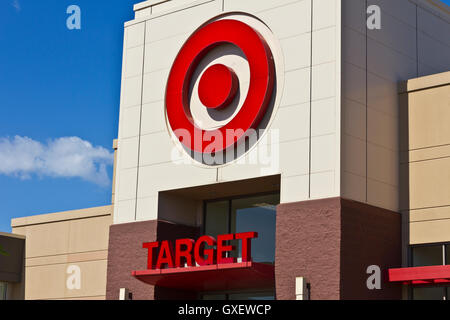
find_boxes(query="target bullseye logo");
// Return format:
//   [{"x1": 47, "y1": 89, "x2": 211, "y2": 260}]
[
  {"x1": 165, "y1": 18, "x2": 275, "y2": 155},
  {"x1": 198, "y1": 64, "x2": 238, "y2": 110}
]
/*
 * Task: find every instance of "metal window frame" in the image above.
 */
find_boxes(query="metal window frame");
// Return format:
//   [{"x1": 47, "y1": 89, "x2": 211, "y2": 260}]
[
  {"x1": 202, "y1": 191, "x2": 280, "y2": 235},
  {"x1": 200, "y1": 192, "x2": 280, "y2": 300},
  {"x1": 409, "y1": 242, "x2": 450, "y2": 300},
  {"x1": 410, "y1": 242, "x2": 450, "y2": 267}
]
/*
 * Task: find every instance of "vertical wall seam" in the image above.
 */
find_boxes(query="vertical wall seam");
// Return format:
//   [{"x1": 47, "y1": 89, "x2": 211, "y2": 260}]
[
  {"x1": 134, "y1": 22, "x2": 147, "y2": 220},
  {"x1": 308, "y1": 0, "x2": 313, "y2": 198},
  {"x1": 365, "y1": 0, "x2": 368, "y2": 203}
]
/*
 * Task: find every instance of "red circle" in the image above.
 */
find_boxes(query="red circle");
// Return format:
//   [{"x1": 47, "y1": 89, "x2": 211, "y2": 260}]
[
  {"x1": 198, "y1": 64, "x2": 238, "y2": 109},
  {"x1": 165, "y1": 19, "x2": 275, "y2": 153}
]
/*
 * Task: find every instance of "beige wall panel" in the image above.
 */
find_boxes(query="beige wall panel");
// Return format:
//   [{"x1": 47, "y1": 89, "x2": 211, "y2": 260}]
[
  {"x1": 367, "y1": 108, "x2": 398, "y2": 151},
  {"x1": 67, "y1": 250, "x2": 109, "y2": 264},
  {"x1": 63, "y1": 260, "x2": 108, "y2": 299},
  {"x1": 23, "y1": 222, "x2": 70, "y2": 258},
  {"x1": 408, "y1": 144, "x2": 450, "y2": 163},
  {"x1": 408, "y1": 85, "x2": 450, "y2": 150},
  {"x1": 25, "y1": 264, "x2": 67, "y2": 300},
  {"x1": 402, "y1": 73, "x2": 450, "y2": 247},
  {"x1": 367, "y1": 143, "x2": 398, "y2": 187},
  {"x1": 410, "y1": 219, "x2": 450, "y2": 245},
  {"x1": 367, "y1": 178, "x2": 399, "y2": 212},
  {"x1": 409, "y1": 206, "x2": 450, "y2": 222},
  {"x1": 25, "y1": 251, "x2": 108, "y2": 267},
  {"x1": 25, "y1": 260, "x2": 108, "y2": 300},
  {"x1": 25, "y1": 255, "x2": 68, "y2": 267},
  {"x1": 408, "y1": 157, "x2": 450, "y2": 210},
  {"x1": 342, "y1": 99, "x2": 365, "y2": 140},
  {"x1": 68, "y1": 216, "x2": 112, "y2": 253},
  {"x1": 13, "y1": 206, "x2": 112, "y2": 300},
  {"x1": 341, "y1": 171, "x2": 366, "y2": 203}
]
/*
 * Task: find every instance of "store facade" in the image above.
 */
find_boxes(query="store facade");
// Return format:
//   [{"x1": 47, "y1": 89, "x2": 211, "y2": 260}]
[
  {"x1": 105, "y1": 0, "x2": 450, "y2": 300},
  {"x1": 4, "y1": 0, "x2": 450, "y2": 300}
]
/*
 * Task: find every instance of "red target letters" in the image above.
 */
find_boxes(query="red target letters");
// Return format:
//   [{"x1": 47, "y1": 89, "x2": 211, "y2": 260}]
[{"x1": 143, "y1": 232, "x2": 258, "y2": 270}]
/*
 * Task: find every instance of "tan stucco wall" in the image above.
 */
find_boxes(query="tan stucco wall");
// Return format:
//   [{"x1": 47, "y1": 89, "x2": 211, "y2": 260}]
[
  {"x1": 400, "y1": 71, "x2": 450, "y2": 245},
  {"x1": 11, "y1": 206, "x2": 112, "y2": 300}
]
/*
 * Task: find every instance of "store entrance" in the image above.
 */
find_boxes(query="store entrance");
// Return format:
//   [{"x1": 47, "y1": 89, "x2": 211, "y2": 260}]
[{"x1": 201, "y1": 193, "x2": 279, "y2": 300}]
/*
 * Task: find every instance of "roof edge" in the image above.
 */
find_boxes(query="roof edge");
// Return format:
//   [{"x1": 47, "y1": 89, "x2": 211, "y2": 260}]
[
  {"x1": 399, "y1": 70, "x2": 450, "y2": 93},
  {"x1": 11, "y1": 205, "x2": 113, "y2": 228}
]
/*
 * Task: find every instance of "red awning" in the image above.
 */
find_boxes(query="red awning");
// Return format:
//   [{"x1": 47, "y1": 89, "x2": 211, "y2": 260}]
[
  {"x1": 388, "y1": 265, "x2": 450, "y2": 285},
  {"x1": 132, "y1": 262, "x2": 275, "y2": 292}
]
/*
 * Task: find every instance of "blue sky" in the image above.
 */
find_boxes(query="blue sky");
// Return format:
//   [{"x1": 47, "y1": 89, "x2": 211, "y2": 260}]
[
  {"x1": 0, "y1": 0, "x2": 138, "y2": 232},
  {"x1": 0, "y1": 1, "x2": 450, "y2": 233}
]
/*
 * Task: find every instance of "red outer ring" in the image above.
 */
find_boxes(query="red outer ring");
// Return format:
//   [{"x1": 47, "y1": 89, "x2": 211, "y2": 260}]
[{"x1": 165, "y1": 19, "x2": 275, "y2": 153}]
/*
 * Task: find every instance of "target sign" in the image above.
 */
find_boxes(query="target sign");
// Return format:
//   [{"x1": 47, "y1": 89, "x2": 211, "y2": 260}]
[{"x1": 165, "y1": 18, "x2": 275, "y2": 154}]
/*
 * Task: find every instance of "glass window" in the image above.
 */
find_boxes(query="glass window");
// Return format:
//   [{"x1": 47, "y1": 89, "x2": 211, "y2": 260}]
[
  {"x1": 0, "y1": 282, "x2": 6, "y2": 300},
  {"x1": 410, "y1": 244, "x2": 450, "y2": 301},
  {"x1": 413, "y1": 287, "x2": 445, "y2": 300},
  {"x1": 204, "y1": 201, "x2": 229, "y2": 238},
  {"x1": 230, "y1": 194, "x2": 278, "y2": 264},
  {"x1": 412, "y1": 245, "x2": 443, "y2": 267},
  {"x1": 204, "y1": 194, "x2": 279, "y2": 264},
  {"x1": 202, "y1": 193, "x2": 279, "y2": 300}
]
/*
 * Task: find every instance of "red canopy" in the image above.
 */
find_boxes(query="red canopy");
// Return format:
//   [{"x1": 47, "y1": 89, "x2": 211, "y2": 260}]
[
  {"x1": 389, "y1": 265, "x2": 450, "y2": 285},
  {"x1": 132, "y1": 262, "x2": 275, "y2": 292}
]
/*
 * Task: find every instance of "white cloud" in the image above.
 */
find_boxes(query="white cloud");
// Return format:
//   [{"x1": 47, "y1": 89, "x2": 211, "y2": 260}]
[
  {"x1": 0, "y1": 136, "x2": 114, "y2": 187},
  {"x1": 12, "y1": 0, "x2": 21, "y2": 11}
]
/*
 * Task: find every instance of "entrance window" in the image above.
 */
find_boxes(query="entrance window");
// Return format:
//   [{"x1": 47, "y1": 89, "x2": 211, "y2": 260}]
[
  {"x1": 204, "y1": 193, "x2": 278, "y2": 264},
  {"x1": 202, "y1": 193, "x2": 279, "y2": 300},
  {"x1": 412, "y1": 245, "x2": 443, "y2": 267},
  {"x1": 410, "y1": 243, "x2": 450, "y2": 300}
]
